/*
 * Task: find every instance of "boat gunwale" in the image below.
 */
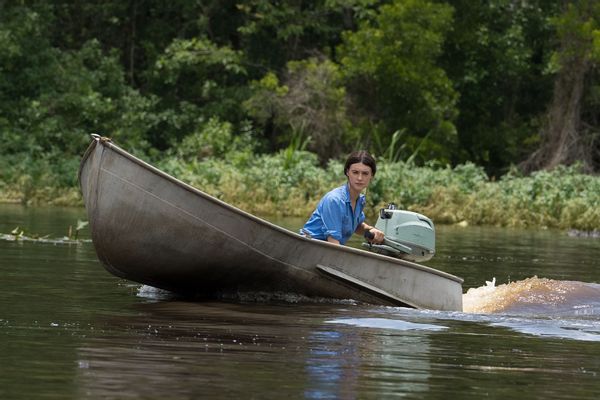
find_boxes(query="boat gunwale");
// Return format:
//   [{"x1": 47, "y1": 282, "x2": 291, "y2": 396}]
[{"x1": 79, "y1": 137, "x2": 463, "y2": 284}]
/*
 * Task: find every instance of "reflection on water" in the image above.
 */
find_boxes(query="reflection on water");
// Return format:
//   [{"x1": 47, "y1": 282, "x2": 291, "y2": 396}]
[
  {"x1": 74, "y1": 302, "x2": 442, "y2": 399},
  {"x1": 2, "y1": 205, "x2": 600, "y2": 399},
  {"x1": 71, "y1": 298, "x2": 600, "y2": 399}
]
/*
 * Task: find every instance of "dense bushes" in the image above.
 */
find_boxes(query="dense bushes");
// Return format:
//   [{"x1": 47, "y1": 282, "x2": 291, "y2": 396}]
[
  {"x1": 1, "y1": 143, "x2": 598, "y2": 230},
  {"x1": 163, "y1": 153, "x2": 600, "y2": 230}
]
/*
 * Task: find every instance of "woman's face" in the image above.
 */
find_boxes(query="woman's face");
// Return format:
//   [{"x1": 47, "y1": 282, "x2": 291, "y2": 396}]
[{"x1": 346, "y1": 162, "x2": 373, "y2": 193}]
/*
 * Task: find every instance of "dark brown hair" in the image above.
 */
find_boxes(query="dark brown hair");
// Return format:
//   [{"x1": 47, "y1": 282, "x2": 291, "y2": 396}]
[{"x1": 344, "y1": 150, "x2": 377, "y2": 176}]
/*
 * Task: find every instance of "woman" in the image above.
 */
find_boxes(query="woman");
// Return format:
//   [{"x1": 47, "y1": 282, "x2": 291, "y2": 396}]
[{"x1": 302, "y1": 150, "x2": 385, "y2": 245}]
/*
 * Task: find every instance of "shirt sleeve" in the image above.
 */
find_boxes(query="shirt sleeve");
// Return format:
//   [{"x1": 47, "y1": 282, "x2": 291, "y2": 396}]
[{"x1": 319, "y1": 196, "x2": 345, "y2": 242}]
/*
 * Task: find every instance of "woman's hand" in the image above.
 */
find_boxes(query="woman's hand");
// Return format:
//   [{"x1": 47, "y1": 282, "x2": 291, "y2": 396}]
[
  {"x1": 368, "y1": 228, "x2": 385, "y2": 244},
  {"x1": 361, "y1": 223, "x2": 385, "y2": 244}
]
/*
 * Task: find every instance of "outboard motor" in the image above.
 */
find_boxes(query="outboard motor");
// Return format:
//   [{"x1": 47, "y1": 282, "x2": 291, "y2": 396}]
[{"x1": 363, "y1": 203, "x2": 435, "y2": 263}]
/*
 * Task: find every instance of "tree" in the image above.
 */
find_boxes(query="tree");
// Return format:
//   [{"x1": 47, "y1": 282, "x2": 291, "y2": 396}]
[
  {"x1": 244, "y1": 57, "x2": 354, "y2": 161},
  {"x1": 236, "y1": 0, "x2": 376, "y2": 70},
  {"x1": 522, "y1": 0, "x2": 600, "y2": 173},
  {"x1": 147, "y1": 36, "x2": 249, "y2": 148},
  {"x1": 442, "y1": 0, "x2": 558, "y2": 175},
  {"x1": 338, "y1": 0, "x2": 458, "y2": 164},
  {"x1": 0, "y1": 3, "x2": 156, "y2": 159}
]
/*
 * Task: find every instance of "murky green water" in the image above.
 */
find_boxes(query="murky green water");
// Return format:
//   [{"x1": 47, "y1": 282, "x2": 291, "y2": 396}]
[{"x1": 2, "y1": 204, "x2": 600, "y2": 399}]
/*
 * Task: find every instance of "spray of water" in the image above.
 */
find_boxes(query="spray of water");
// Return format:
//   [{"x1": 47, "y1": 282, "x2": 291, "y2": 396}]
[{"x1": 463, "y1": 276, "x2": 600, "y2": 314}]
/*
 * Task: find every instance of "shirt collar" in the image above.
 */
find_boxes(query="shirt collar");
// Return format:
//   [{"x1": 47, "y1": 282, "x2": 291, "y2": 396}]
[{"x1": 343, "y1": 183, "x2": 366, "y2": 206}]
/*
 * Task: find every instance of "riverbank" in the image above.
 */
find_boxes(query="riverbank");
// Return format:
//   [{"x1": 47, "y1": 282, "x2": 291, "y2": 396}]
[{"x1": 1, "y1": 153, "x2": 598, "y2": 231}]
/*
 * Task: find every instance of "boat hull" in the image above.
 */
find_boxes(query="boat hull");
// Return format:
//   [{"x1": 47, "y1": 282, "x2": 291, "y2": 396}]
[{"x1": 79, "y1": 137, "x2": 463, "y2": 311}]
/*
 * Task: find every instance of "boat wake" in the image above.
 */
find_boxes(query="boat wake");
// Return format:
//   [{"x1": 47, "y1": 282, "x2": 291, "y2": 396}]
[
  {"x1": 326, "y1": 317, "x2": 448, "y2": 332},
  {"x1": 136, "y1": 285, "x2": 359, "y2": 305},
  {"x1": 219, "y1": 291, "x2": 359, "y2": 305},
  {"x1": 137, "y1": 285, "x2": 178, "y2": 301},
  {"x1": 137, "y1": 278, "x2": 600, "y2": 342},
  {"x1": 463, "y1": 276, "x2": 600, "y2": 316}
]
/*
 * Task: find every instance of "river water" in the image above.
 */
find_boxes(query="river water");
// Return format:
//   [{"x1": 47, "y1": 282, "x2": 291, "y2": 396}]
[{"x1": 1, "y1": 204, "x2": 600, "y2": 399}]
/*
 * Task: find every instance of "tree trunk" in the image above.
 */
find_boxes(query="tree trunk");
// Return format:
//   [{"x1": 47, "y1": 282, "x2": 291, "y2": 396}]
[
  {"x1": 128, "y1": 0, "x2": 138, "y2": 86},
  {"x1": 521, "y1": 1, "x2": 596, "y2": 173},
  {"x1": 522, "y1": 56, "x2": 591, "y2": 172}
]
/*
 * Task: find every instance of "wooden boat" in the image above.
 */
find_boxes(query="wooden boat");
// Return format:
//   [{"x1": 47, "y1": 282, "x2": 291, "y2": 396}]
[{"x1": 79, "y1": 135, "x2": 463, "y2": 311}]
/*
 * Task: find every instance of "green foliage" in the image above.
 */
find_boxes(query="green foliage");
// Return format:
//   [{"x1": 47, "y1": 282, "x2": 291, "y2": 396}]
[
  {"x1": 153, "y1": 153, "x2": 600, "y2": 230},
  {"x1": 26, "y1": 40, "x2": 146, "y2": 153},
  {"x1": 156, "y1": 37, "x2": 246, "y2": 83},
  {"x1": 281, "y1": 130, "x2": 312, "y2": 170},
  {"x1": 549, "y1": 1, "x2": 600, "y2": 171},
  {"x1": 551, "y1": 0, "x2": 600, "y2": 66},
  {"x1": 245, "y1": 57, "x2": 355, "y2": 161},
  {"x1": 0, "y1": 152, "x2": 82, "y2": 205},
  {"x1": 0, "y1": 0, "x2": 599, "y2": 228},
  {"x1": 158, "y1": 148, "x2": 334, "y2": 217},
  {"x1": 339, "y1": 0, "x2": 458, "y2": 164},
  {"x1": 443, "y1": 0, "x2": 558, "y2": 174},
  {"x1": 372, "y1": 129, "x2": 406, "y2": 164},
  {"x1": 152, "y1": 35, "x2": 248, "y2": 119},
  {"x1": 0, "y1": 9, "x2": 156, "y2": 156},
  {"x1": 175, "y1": 118, "x2": 236, "y2": 160},
  {"x1": 171, "y1": 117, "x2": 257, "y2": 163},
  {"x1": 236, "y1": 0, "x2": 369, "y2": 70},
  {"x1": 492, "y1": 164, "x2": 600, "y2": 228},
  {"x1": 366, "y1": 160, "x2": 488, "y2": 212},
  {"x1": 412, "y1": 163, "x2": 600, "y2": 230},
  {"x1": 146, "y1": 36, "x2": 251, "y2": 148}
]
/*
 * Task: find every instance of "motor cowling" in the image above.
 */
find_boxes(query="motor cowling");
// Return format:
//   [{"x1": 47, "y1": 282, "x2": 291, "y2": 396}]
[{"x1": 364, "y1": 204, "x2": 435, "y2": 263}]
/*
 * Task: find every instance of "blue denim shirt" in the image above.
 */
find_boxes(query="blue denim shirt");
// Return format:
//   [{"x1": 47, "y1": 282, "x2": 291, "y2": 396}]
[{"x1": 302, "y1": 184, "x2": 366, "y2": 245}]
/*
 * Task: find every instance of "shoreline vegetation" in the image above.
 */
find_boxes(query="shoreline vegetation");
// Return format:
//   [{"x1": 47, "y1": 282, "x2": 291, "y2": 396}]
[
  {"x1": 1, "y1": 150, "x2": 598, "y2": 232},
  {"x1": 2, "y1": 2, "x2": 599, "y2": 236}
]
